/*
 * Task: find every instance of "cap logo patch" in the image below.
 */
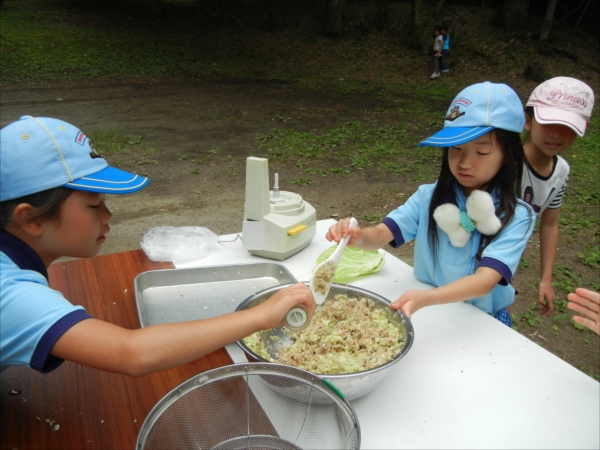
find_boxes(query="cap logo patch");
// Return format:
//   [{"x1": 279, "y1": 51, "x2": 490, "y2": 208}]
[
  {"x1": 75, "y1": 131, "x2": 87, "y2": 146},
  {"x1": 452, "y1": 98, "x2": 472, "y2": 107}
]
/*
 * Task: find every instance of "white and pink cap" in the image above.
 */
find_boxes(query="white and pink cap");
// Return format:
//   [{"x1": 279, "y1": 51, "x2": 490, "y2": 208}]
[{"x1": 526, "y1": 76, "x2": 594, "y2": 137}]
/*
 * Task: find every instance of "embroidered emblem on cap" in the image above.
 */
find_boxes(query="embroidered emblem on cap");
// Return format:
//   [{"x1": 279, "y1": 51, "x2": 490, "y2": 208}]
[{"x1": 446, "y1": 105, "x2": 466, "y2": 121}]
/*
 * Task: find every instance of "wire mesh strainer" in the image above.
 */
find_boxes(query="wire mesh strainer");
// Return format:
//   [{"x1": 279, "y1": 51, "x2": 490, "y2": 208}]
[{"x1": 136, "y1": 363, "x2": 361, "y2": 450}]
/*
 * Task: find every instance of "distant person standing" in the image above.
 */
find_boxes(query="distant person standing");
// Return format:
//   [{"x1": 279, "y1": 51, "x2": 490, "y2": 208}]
[
  {"x1": 441, "y1": 25, "x2": 450, "y2": 73},
  {"x1": 430, "y1": 26, "x2": 443, "y2": 79}
]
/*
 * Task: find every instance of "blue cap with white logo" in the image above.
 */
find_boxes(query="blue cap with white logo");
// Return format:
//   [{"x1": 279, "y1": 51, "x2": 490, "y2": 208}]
[
  {"x1": 418, "y1": 81, "x2": 525, "y2": 147},
  {"x1": 0, "y1": 116, "x2": 149, "y2": 202}
]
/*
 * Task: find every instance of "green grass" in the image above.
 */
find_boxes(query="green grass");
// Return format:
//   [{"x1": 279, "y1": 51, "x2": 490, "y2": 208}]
[
  {"x1": 87, "y1": 127, "x2": 144, "y2": 155},
  {"x1": 255, "y1": 120, "x2": 441, "y2": 182},
  {"x1": 559, "y1": 114, "x2": 600, "y2": 280}
]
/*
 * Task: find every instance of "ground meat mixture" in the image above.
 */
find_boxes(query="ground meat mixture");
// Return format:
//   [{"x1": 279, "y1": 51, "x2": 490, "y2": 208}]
[
  {"x1": 312, "y1": 260, "x2": 336, "y2": 295},
  {"x1": 243, "y1": 294, "x2": 407, "y2": 374}
]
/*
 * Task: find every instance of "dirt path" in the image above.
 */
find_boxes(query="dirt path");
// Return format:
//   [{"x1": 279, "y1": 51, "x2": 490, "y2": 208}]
[{"x1": 1, "y1": 76, "x2": 406, "y2": 256}]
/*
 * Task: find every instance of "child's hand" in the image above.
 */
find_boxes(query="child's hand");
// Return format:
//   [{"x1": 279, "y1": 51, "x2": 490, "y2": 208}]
[
  {"x1": 537, "y1": 280, "x2": 555, "y2": 316},
  {"x1": 390, "y1": 289, "x2": 426, "y2": 318},
  {"x1": 567, "y1": 288, "x2": 600, "y2": 335},
  {"x1": 254, "y1": 283, "x2": 315, "y2": 330},
  {"x1": 326, "y1": 217, "x2": 364, "y2": 247}
]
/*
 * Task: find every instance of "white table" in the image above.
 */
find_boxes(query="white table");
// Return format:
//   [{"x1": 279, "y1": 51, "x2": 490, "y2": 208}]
[{"x1": 176, "y1": 219, "x2": 600, "y2": 450}]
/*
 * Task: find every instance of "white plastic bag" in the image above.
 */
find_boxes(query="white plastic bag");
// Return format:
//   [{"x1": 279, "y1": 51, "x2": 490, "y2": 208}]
[{"x1": 141, "y1": 226, "x2": 218, "y2": 262}]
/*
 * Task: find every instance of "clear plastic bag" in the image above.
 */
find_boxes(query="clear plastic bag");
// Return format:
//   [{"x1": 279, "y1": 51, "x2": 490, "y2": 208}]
[{"x1": 140, "y1": 226, "x2": 218, "y2": 262}]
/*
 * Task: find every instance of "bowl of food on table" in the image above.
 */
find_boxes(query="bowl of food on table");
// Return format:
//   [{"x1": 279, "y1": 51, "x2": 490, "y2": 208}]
[{"x1": 236, "y1": 282, "x2": 414, "y2": 401}]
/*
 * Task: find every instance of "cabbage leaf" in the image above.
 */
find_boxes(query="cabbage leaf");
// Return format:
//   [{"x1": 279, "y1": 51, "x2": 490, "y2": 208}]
[{"x1": 316, "y1": 245, "x2": 385, "y2": 282}]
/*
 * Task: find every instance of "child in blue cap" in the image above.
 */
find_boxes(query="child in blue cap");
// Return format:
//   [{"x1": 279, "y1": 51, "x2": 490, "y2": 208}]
[
  {"x1": 0, "y1": 116, "x2": 314, "y2": 375},
  {"x1": 327, "y1": 82, "x2": 535, "y2": 326}
]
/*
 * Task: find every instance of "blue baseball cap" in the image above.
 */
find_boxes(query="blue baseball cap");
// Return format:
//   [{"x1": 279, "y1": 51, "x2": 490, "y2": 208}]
[
  {"x1": 418, "y1": 81, "x2": 525, "y2": 147},
  {"x1": 0, "y1": 116, "x2": 149, "y2": 202}
]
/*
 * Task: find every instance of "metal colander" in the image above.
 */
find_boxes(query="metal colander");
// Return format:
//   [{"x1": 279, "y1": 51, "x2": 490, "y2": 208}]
[{"x1": 136, "y1": 363, "x2": 361, "y2": 450}]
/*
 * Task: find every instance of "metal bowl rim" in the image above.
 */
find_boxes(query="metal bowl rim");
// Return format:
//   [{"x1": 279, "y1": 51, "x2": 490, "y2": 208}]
[{"x1": 235, "y1": 282, "x2": 415, "y2": 379}]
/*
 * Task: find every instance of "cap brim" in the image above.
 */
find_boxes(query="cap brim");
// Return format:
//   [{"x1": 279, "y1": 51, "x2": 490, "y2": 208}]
[
  {"x1": 418, "y1": 126, "x2": 494, "y2": 147},
  {"x1": 534, "y1": 107, "x2": 587, "y2": 137},
  {"x1": 64, "y1": 166, "x2": 149, "y2": 194}
]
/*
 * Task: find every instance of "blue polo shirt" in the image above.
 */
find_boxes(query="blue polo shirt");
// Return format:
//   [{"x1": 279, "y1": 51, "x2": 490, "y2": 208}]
[
  {"x1": 0, "y1": 230, "x2": 91, "y2": 373},
  {"x1": 382, "y1": 183, "x2": 534, "y2": 315}
]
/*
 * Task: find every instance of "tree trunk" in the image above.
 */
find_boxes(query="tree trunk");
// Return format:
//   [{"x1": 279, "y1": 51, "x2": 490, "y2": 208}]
[
  {"x1": 540, "y1": 0, "x2": 558, "y2": 40},
  {"x1": 409, "y1": 0, "x2": 421, "y2": 28},
  {"x1": 405, "y1": 0, "x2": 422, "y2": 50},
  {"x1": 196, "y1": 0, "x2": 237, "y2": 22},
  {"x1": 435, "y1": 0, "x2": 445, "y2": 17},
  {"x1": 315, "y1": 0, "x2": 346, "y2": 38},
  {"x1": 149, "y1": 0, "x2": 162, "y2": 18},
  {"x1": 500, "y1": 0, "x2": 529, "y2": 31},
  {"x1": 373, "y1": 0, "x2": 390, "y2": 30},
  {"x1": 264, "y1": 0, "x2": 278, "y2": 31}
]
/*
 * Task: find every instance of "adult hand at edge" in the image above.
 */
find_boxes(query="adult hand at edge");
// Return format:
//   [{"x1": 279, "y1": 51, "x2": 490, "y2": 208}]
[{"x1": 567, "y1": 288, "x2": 600, "y2": 335}]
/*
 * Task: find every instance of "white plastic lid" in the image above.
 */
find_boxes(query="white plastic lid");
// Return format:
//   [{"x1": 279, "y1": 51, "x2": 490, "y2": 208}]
[{"x1": 284, "y1": 307, "x2": 309, "y2": 332}]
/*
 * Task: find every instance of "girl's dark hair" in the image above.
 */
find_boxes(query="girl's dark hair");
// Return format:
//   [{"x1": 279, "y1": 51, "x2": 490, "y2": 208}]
[
  {"x1": 0, "y1": 187, "x2": 74, "y2": 230},
  {"x1": 427, "y1": 129, "x2": 525, "y2": 261}
]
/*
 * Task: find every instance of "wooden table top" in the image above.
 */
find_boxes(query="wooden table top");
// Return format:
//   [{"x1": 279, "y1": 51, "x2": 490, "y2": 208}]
[{"x1": 0, "y1": 249, "x2": 234, "y2": 450}]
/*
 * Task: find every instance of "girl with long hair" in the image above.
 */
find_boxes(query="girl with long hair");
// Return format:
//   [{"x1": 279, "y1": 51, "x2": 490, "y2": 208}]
[{"x1": 327, "y1": 82, "x2": 535, "y2": 326}]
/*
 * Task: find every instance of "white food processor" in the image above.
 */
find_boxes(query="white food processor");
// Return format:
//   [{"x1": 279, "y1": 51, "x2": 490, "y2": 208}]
[{"x1": 242, "y1": 157, "x2": 316, "y2": 261}]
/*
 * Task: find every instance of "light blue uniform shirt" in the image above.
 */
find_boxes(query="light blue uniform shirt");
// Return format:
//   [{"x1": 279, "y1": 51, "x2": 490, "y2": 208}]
[
  {"x1": 0, "y1": 231, "x2": 91, "y2": 373},
  {"x1": 382, "y1": 183, "x2": 534, "y2": 316}
]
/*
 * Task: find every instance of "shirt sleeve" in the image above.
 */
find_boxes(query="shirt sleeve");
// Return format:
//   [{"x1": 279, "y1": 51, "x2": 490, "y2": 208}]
[
  {"x1": 479, "y1": 200, "x2": 535, "y2": 283},
  {"x1": 1, "y1": 265, "x2": 91, "y2": 373},
  {"x1": 548, "y1": 174, "x2": 569, "y2": 209},
  {"x1": 383, "y1": 185, "x2": 430, "y2": 248}
]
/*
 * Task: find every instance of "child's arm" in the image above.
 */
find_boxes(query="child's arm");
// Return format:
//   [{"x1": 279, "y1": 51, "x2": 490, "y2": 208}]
[
  {"x1": 567, "y1": 288, "x2": 600, "y2": 335},
  {"x1": 50, "y1": 282, "x2": 314, "y2": 376},
  {"x1": 537, "y1": 207, "x2": 560, "y2": 316},
  {"x1": 390, "y1": 267, "x2": 503, "y2": 317},
  {"x1": 326, "y1": 218, "x2": 393, "y2": 250}
]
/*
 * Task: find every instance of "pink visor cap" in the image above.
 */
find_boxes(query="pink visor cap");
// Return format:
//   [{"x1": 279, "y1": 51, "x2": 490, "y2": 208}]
[{"x1": 527, "y1": 76, "x2": 594, "y2": 137}]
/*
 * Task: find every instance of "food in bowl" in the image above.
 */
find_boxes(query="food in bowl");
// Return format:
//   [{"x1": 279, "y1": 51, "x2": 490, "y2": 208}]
[{"x1": 243, "y1": 293, "x2": 408, "y2": 374}]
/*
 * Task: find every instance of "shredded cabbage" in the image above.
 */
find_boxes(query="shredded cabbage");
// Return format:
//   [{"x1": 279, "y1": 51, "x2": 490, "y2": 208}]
[{"x1": 316, "y1": 245, "x2": 385, "y2": 282}]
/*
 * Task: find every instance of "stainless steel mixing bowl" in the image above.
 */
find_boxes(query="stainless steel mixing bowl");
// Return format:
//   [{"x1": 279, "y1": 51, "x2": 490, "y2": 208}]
[{"x1": 236, "y1": 283, "x2": 414, "y2": 401}]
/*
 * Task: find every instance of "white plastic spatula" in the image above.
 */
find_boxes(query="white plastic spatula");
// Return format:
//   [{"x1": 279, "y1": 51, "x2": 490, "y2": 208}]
[{"x1": 310, "y1": 217, "x2": 358, "y2": 305}]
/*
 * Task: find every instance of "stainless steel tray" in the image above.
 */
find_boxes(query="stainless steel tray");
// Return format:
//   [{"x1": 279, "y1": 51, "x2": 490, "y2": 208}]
[{"x1": 135, "y1": 263, "x2": 297, "y2": 327}]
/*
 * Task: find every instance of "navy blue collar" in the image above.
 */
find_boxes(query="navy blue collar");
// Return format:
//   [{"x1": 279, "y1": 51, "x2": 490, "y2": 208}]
[{"x1": 0, "y1": 229, "x2": 48, "y2": 281}]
